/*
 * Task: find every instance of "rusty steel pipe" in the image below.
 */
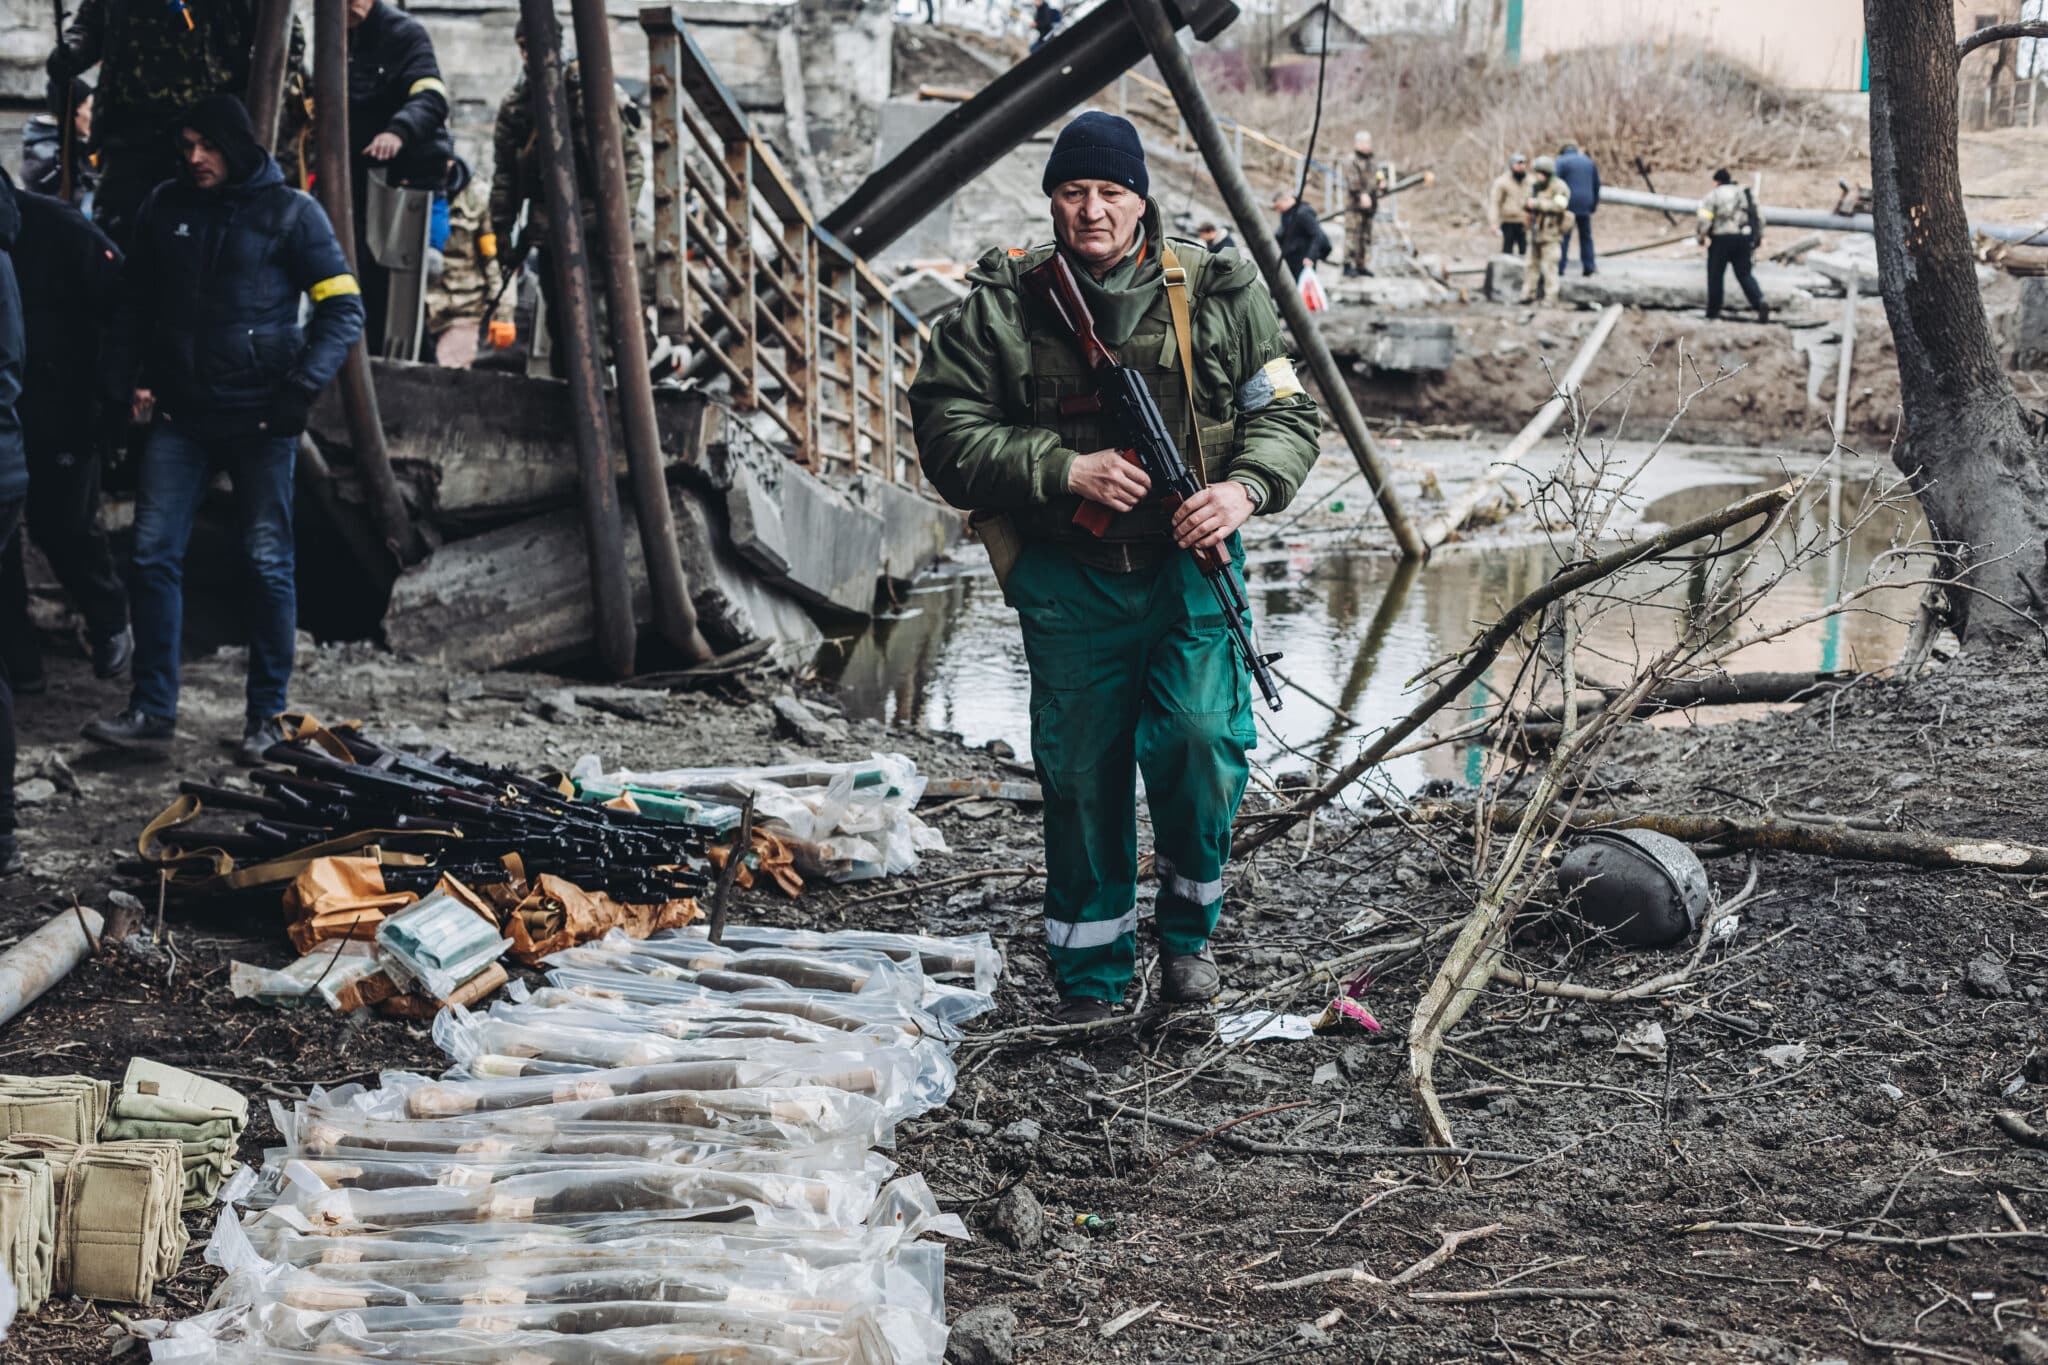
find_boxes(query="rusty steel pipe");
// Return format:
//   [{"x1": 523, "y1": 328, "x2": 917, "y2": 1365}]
[
  {"x1": 0, "y1": 905, "x2": 103, "y2": 1029},
  {"x1": 569, "y1": 0, "x2": 711, "y2": 664},
  {"x1": 313, "y1": 0, "x2": 418, "y2": 568},
  {"x1": 519, "y1": 0, "x2": 637, "y2": 678},
  {"x1": 246, "y1": 0, "x2": 292, "y2": 153}
]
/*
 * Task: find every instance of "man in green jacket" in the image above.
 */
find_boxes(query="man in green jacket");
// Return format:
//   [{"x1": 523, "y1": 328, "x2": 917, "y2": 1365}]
[{"x1": 910, "y1": 113, "x2": 1320, "y2": 1025}]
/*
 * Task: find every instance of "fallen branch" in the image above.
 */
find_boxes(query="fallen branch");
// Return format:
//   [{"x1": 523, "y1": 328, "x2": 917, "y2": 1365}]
[
  {"x1": 1233, "y1": 483, "x2": 1798, "y2": 860},
  {"x1": 1084, "y1": 1093, "x2": 1532, "y2": 1164},
  {"x1": 1387, "y1": 1223, "x2": 1503, "y2": 1287},
  {"x1": 1252, "y1": 1265, "x2": 1379, "y2": 1292},
  {"x1": 1407, "y1": 1286, "x2": 1630, "y2": 1305},
  {"x1": 843, "y1": 866, "x2": 1040, "y2": 906},
  {"x1": 1681, "y1": 1221, "x2": 2047, "y2": 1249},
  {"x1": 1159, "y1": 1101, "x2": 1313, "y2": 1166},
  {"x1": 948, "y1": 1257, "x2": 1047, "y2": 1289}
]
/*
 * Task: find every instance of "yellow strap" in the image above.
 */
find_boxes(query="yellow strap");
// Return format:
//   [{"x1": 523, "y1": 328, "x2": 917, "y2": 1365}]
[
  {"x1": 1157, "y1": 242, "x2": 1206, "y2": 486},
  {"x1": 407, "y1": 76, "x2": 448, "y2": 98},
  {"x1": 309, "y1": 274, "x2": 360, "y2": 302}
]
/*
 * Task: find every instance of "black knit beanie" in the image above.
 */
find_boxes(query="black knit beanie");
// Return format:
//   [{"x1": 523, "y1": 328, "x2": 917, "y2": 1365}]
[
  {"x1": 1042, "y1": 111, "x2": 1148, "y2": 198},
  {"x1": 178, "y1": 93, "x2": 267, "y2": 185}
]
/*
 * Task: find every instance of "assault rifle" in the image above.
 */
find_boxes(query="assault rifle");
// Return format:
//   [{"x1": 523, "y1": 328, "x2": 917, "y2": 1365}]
[{"x1": 1021, "y1": 251, "x2": 1284, "y2": 712}]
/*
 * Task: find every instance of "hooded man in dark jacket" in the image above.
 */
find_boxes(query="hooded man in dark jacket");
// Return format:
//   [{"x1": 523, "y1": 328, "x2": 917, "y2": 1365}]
[
  {"x1": 0, "y1": 189, "x2": 132, "y2": 694},
  {"x1": 1271, "y1": 189, "x2": 1330, "y2": 281},
  {"x1": 83, "y1": 94, "x2": 364, "y2": 764},
  {"x1": 348, "y1": 0, "x2": 452, "y2": 347},
  {"x1": 0, "y1": 171, "x2": 27, "y2": 875}
]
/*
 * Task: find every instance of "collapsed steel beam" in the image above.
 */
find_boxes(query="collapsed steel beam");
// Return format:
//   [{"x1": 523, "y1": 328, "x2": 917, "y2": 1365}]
[{"x1": 821, "y1": 0, "x2": 1239, "y2": 255}]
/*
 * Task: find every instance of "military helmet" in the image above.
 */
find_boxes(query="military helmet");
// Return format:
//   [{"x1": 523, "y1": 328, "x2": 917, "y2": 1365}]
[{"x1": 1532, "y1": 155, "x2": 1557, "y2": 174}]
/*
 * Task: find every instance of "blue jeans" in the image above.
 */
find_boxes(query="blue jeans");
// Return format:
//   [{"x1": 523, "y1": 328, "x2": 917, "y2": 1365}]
[
  {"x1": 1560, "y1": 213, "x2": 1595, "y2": 274},
  {"x1": 129, "y1": 424, "x2": 297, "y2": 723}
]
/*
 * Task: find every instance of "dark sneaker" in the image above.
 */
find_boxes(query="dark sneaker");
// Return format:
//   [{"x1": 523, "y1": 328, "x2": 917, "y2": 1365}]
[
  {"x1": 237, "y1": 716, "x2": 289, "y2": 767},
  {"x1": 1162, "y1": 947, "x2": 1222, "y2": 1004},
  {"x1": 0, "y1": 836, "x2": 21, "y2": 878},
  {"x1": 92, "y1": 626, "x2": 134, "y2": 679},
  {"x1": 82, "y1": 707, "x2": 176, "y2": 751},
  {"x1": 1054, "y1": 997, "x2": 1117, "y2": 1027}
]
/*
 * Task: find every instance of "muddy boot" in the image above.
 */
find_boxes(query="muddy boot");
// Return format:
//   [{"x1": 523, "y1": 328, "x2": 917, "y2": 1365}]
[
  {"x1": 1054, "y1": 997, "x2": 1117, "y2": 1027},
  {"x1": 1161, "y1": 947, "x2": 1221, "y2": 1005},
  {"x1": 92, "y1": 626, "x2": 134, "y2": 680},
  {"x1": 237, "y1": 716, "x2": 289, "y2": 767},
  {"x1": 1756, "y1": 303, "x2": 1772, "y2": 324}
]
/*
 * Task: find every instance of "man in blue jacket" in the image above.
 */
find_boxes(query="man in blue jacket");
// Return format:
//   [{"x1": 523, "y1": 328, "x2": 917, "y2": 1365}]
[
  {"x1": 83, "y1": 94, "x2": 365, "y2": 764},
  {"x1": 0, "y1": 170, "x2": 27, "y2": 875},
  {"x1": 1554, "y1": 141, "x2": 1599, "y2": 278}
]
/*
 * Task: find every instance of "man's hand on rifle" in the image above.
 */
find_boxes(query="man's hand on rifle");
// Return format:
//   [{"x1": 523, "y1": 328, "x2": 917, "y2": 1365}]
[
  {"x1": 1068, "y1": 448, "x2": 1150, "y2": 512},
  {"x1": 1171, "y1": 481, "x2": 1252, "y2": 551}
]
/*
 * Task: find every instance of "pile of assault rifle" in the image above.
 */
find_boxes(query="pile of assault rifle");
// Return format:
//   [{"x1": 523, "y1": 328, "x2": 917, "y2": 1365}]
[{"x1": 169, "y1": 731, "x2": 717, "y2": 906}]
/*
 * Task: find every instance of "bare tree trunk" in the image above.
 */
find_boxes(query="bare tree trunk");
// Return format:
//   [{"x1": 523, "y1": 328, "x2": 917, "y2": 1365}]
[{"x1": 1867, "y1": 0, "x2": 2048, "y2": 643}]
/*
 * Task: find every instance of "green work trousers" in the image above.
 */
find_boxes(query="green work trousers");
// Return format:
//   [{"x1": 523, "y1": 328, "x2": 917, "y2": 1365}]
[{"x1": 1005, "y1": 537, "x2": 1256, "y2": 1003}]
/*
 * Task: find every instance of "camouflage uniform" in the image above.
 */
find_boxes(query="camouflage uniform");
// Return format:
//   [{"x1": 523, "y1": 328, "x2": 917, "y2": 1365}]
[
  {"x1": 1342, "y1": 149, "x2": 1379, "y2": 275},
  {"x1": 427, "y1": 172, "x2": 493, "y2": 343},
  {"x1": 48, "y1": 0, "x2": 254, "y2": 247},
  {"x1": 488, "y1": 61, "x2": 644, "y2": 373},
  {"x1": 487, "y1": 62, "x2": 644, "y2": 252}
]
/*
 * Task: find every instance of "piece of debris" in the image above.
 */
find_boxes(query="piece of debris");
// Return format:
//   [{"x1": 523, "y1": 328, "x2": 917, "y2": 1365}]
[
  {"x1": 1615, "y1": 1021, "x2": 1669, "y2": 1062},
  {"x1": 11, "y1": 779, "x2": 55, "y2": 807},
  {"x1": 1964, "y1": 954, "x2": 2014, "y2": 998},
  {"x1": 946, "y1": 1305, "x2": 1019, "y2": 1365},
  {"x1": 1762, "y1": 1043, "x2": 1810, "y2": 1069},
  {"x1": 1219, "y1": 1011, "x2": 1317, "y2": 1044},
  {"x1": 989, "y1": 1184, "x2": 1043, "y2": 1252},
  {"x1": 772, "y1": 694, "x2": 850, "y2": 746}
]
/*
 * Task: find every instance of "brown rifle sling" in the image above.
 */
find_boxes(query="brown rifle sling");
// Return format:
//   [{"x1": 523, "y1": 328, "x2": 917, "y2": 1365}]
[{"x1": 1158, "y1": 242, "x2": 1206, "y2": 486}]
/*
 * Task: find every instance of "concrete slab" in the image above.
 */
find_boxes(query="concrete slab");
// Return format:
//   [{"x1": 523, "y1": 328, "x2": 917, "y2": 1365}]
[
  {"x1": 846, "y1": 472, "x2": 962, "y2": 582},
  {"x1": 724, "y1": 439, "x2": 887, "y2": 618},
  {"x1": 1483, "y1": 253, "x2": 1833, "y2": 311}
]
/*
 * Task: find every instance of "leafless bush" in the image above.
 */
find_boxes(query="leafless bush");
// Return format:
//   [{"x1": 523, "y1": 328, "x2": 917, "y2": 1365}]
[{"x1": 1212, "y1": 38, "x2": 1860, "y2": 214}]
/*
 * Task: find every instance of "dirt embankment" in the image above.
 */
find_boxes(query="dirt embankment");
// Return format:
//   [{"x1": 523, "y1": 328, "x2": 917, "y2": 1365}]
[{"x1": 1339, "y1": 300, "x2": 1910, "y2": 451}]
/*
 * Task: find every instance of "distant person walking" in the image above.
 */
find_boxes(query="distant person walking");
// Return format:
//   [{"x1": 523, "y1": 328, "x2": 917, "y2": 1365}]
[
  {"x1": 1272, "y1": 189, "x2": 1329, "y2": 281},
  {"x1": 1031, "y1": 0, "x2": 1061, "y2": 49},
  {"x1": 1196, "y1": 221, "x2": 1235, "y2": 255},
  {"x1": 1554, "y1": 141, "x2": 1599, "y2": 277},
  {"x1": 1521, "y1": 155, "x2": 1571, "y2": 306},
  {"x1": 1696, "y1": 168, "x2": 1770, "y2": 323},
  {"x1": 1489, "y1": 152, "x2": 1528, "y2": 256}
]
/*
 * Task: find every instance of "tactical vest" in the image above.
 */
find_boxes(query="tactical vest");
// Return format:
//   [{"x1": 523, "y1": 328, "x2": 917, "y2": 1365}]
[{"x1": 1016, "y1": 247, "x2": 1241, "y2": 549}]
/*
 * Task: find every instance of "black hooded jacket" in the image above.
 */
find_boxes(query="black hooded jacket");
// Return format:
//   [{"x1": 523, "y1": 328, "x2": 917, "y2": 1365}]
[
  {"x1": 11, "y1": 192, "x2": 122, "y2": 452},
  {"x1": 349, "y1": 0, "x2": 452, "y2": 188},
  {"x1": 111, "y1": 95, "x2": 365, "y2": 437}
]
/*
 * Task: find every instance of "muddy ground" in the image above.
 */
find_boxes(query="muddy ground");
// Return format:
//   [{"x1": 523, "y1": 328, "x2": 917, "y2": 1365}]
[{"x1": 4, "y1": 634, "x2": 2047, "y2": 1363}]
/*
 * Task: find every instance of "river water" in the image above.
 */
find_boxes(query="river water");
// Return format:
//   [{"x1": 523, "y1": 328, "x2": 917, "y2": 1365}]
[{"x1": 824, "y1": 445, "x2": 1923, "y2": 790}]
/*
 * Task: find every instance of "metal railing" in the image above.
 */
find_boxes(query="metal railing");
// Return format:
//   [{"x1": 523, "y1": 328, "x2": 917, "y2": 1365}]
[{"x1": 641, "y1": 6, "x2": 926, "y2": 488}]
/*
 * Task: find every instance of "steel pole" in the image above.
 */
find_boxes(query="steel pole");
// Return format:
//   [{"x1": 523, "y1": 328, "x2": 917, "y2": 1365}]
[
  {"x1": 1124, "y1": 0, "x2": 1423, "y2": 560},
  {"x1": 519, "y1": 0, "x2": 637, "y2": 678},
  {"x1": 569, "y1": 0, "x2": 712, "y2": 664},
  {"x1": 246, "y1": 0, "x2": 292, "y2": 153},
  {"x1": 313, "y1": 0, "x2": 418, "y2": 568}
]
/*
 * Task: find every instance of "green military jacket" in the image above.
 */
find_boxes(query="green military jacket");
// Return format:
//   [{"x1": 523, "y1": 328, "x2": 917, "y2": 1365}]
[{"x1": 911, "y1": 204, "x2": 1321, "y2": 548}]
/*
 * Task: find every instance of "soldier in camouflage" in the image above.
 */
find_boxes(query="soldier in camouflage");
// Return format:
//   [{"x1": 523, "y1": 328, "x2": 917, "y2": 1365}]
[
  {"x1": 426, "y1": 168, "x2": 493, "y2": 361},
  {"x1": 47, "y1": 0, "x2": 254, "y2": 247},
  {"x1": 486, "y1": 16, "x2": 643, "y2": 373},
  {"x1": 1341, "y1": 129, "x2": 1380, "y2": 277}
]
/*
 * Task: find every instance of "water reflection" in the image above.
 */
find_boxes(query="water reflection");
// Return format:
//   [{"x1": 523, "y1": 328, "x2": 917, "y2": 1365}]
[{"x1": 823, "y1": 472, "x2": 1921, "y2": 790}]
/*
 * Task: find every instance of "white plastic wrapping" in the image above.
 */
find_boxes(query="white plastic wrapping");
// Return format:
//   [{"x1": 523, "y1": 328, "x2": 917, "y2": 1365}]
[
  {"x1": 662, "y1": 925, "x2": 1003, "y2": 993},
  {"x1": 542, "y1": 963, "x2": 954, "y2": 1042},
  {"x1": 568, "y1": 752, "x2": 948, "y2": 882}
]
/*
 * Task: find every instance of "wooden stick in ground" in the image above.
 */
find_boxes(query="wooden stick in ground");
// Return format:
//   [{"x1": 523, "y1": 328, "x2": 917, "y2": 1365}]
[
  {"x1": 1231, "y1": 483, "x2": 1799, "y2": 862},
  {"x1": 1419, "y1": 304, "x2": 1625, "y2": 548},
  {"x1": 707, "y1": 795, "x2": 754, "y2": 946},
  {"x1": 1387, "y1": 1223, "x2": 1504, "y2": 1286}
]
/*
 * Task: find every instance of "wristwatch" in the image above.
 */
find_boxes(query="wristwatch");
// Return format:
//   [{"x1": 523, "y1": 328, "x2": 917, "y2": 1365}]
[{"x1": 1234, "y1": 478, "x2": 1266, "y2": 513}]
